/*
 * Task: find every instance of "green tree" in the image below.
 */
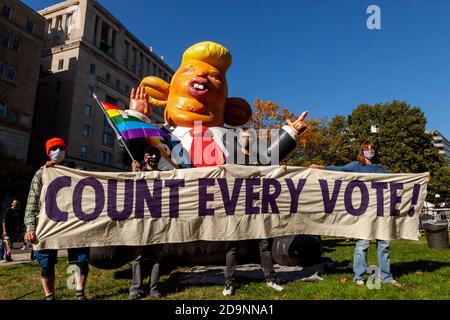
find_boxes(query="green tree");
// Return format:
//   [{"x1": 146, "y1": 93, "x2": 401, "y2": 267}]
[
  {"x1": 322, "y1": 115, "x2": 354, "y2": 165},
  {"x1": 290, "y1": 115, "x2": 355, "y2": 167}
]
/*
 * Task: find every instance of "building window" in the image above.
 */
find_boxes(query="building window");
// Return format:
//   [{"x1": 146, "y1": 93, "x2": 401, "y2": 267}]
[
  {"x1": 124, "y1": 41, "x2": 130, "y2": 66},
  {"x1": 12, "y1": 38, "x2": 21, "y2": 53},
  {"x1": 66, "y1": 13, "x2": 73, "y2": 39},
  {"x1": 85, "y1": 104, "x2": 92, "y2": 116},
  {"x1": 102, "y1": 129, "x2": 114, "y2": 146},
  {"x1": 99, "y1": 23, "x2": 111, "y2": 54},
  {"x1": 56, "y1": 16, "x2": 62, "y2": 31},
  {"x1": 53, "y1": 101, "x2": 59, "y2": 113},
  {"x1": 131, "y1": 47, "x2": 137, "y2": 72},
  {"x1": 2, "y1": 5, "x2": 11, "y2": 19},
  {"x1": 0, "y1": 61, "x2": 4, "y2": 76},
  {"x1": 105, "y1": 95, "x2": 116, "y2": 105},
  {"x1": 139, "y1": 52, "x2": 144, "y2": 77},
  {"x1": 101, "y1": 151, "x2": 112, "y2": 165},
  {"x1": 81, "y1": 145, "x2": 88, "y2": 159},
  {"x1": 0, "y1": 100, "x2": 6, "y2": 119},
  {"x1": 58, "y1": 59, "x2": 64, "y2": 70},
  {"x1": 83, "y1": 124, "x2": 90, "y2": 137},
  {"x1": 26, "y1": 20, "x2": 34, "y2": 33},
  {"x1": 103, "y1": 115, "x2": 114, "y2": 146},
  {"x1": 56, "y1": 81, "x2": 61, "y2": 93},
  {"x1": 47, "y1": 19, "x2": 52, "y2": 34},
  {"x1": 115, "y1": 79, "x2": 121, "y2": 89},
  {"x1": 125, "y1": 85, "x2": 130, "y2": 94},
  {"x1": 6, "y1": 66, "x2": 16, "y2": 81},
  {"x1": 105, "y1": 72, "x2": 111, "y2": 82},
  {"x1": 9, "y1": 112, "x2": 17, "y2": 123},
  {"x1": 89, "y1": 63, "x2": 96, "y2": 75},
  {"x1": 146, "y1": 58, "x2": 151, "y2": 75},
  {"x1": 87, "y1": 85, "x2": 94, "y2": 97},
  {"x1": 2, "y1": 32, "x2": 10, "y2": 48}
]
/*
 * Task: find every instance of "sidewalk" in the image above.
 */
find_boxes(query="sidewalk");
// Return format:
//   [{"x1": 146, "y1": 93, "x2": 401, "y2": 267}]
[{"x1": 0, "y1": 242, "x2": 68, "y2": 267}]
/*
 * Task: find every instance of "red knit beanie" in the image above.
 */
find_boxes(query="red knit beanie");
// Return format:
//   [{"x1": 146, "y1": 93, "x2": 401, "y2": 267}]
[{"x1": 45, "y1": 138, "x2": 66, "y2": 156}]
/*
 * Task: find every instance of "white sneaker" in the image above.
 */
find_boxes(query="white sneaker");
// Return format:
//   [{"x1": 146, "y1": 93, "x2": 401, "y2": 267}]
[
  {"x1": 355, "y1": 279, "x2": 365, "y2": 285},
  {"x1": 266, "y1": 281, "x2": 284, "y2": 291},
  {"x1": 387, "y1": 279, "x2": 402, "y2": 287},
  {"x1": 222, "y1": 284, "x2": 235, "y2": 296}
]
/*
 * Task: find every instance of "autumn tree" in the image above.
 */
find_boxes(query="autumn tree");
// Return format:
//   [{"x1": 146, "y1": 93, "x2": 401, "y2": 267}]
[
  {"x1": 247, "y1": 99, "x2": 305, "y2": 164},
  {"x1": 248, "y1": 99, "x2": 294, "y2": 130}
]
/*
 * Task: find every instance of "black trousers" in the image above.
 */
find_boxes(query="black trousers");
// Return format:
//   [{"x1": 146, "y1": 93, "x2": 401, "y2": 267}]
[
  {"x1": 130, "y1": 258, "x2": 160, "y2": 294},
  {"x1": 224, "y1": 239, "x2": 277, "y2": 285},
  {"x1": 129, "y1": 245, "x2": 163, "y2": 295}
]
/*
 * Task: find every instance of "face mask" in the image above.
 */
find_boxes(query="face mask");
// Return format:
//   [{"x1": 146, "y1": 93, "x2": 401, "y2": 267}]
[
  {"x1": 146, "y1": 154, "x2": 160, "y2": 167},
  {"x1": 363, "y1": 150, "x2": 375, "y2": 160},
  {"x1": 50, "y1": 148, "x2": 65, "y2": 162}
]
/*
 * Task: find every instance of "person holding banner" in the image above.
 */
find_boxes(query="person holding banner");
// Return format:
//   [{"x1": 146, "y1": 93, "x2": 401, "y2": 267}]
[
  {"x1": 129, "y1": 146, "x2": 165, "y2": 300},
  {"x1": 310, "y1": 140, "x2": 401, "y2": 287},
  {"x1": 23, "y1": 138, "x2": 91, "y2": 300},
  {"x1": 222, "y1": 129, "x2": 284, "y2": 296}
]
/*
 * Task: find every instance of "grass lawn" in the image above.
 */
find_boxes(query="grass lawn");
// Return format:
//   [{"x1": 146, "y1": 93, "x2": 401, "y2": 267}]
[{"x1": 1, "y1": 235, "x2": 449, "y2": 300}]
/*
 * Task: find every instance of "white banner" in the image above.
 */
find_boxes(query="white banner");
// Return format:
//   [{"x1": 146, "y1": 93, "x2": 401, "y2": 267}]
[{"x1": 35, "y1": 165, "x2": 429, "y2": 249}]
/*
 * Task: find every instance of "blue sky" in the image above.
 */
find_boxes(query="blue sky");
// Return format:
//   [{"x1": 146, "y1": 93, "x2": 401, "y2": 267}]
[{"x1": 24, "y1": 0, "x2": 450, "y2": 137}]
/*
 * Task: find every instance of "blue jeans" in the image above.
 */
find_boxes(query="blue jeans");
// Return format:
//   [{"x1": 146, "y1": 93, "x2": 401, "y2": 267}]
[
  {"x1": 353, "y1": 239, "x2": 394, "y2": 283},
  {"x1": 35, "y1": 248, "x2": 90, "y2": 268}
]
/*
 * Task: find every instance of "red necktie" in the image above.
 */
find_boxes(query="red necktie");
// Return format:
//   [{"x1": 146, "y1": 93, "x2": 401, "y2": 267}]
[{"x1": 189, "y1": 126, "x2": 224, "y2": 167}]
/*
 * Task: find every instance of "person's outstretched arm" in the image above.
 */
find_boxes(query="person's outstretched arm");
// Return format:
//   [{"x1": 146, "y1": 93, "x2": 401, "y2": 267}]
[{"x1": 23, "y1": 168, "x2": 43, "y2": 244}]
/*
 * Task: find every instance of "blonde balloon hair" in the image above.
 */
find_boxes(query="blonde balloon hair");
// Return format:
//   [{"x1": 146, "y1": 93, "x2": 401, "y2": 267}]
[{"x1": 181, "y1": 41, "x2": 232, "y2": 74}]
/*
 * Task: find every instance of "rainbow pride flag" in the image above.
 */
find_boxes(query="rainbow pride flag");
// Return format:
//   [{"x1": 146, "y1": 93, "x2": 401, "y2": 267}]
[{"x1": 100, "y1": 100, "x2": 169, "y2": 140}]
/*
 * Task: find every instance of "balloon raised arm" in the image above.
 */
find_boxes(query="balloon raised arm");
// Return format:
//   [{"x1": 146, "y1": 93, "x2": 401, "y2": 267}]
[
  {"x1": 285, "y1": 111, "x2": 308, "y2": 135},
  {"x1": 129, "y1": 87, "x2": 151, "y2": 116}
]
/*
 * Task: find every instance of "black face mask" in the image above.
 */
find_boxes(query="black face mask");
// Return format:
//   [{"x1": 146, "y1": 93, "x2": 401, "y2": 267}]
[{"x1": 146, "y1": 154, "x2": 160, "y2": 167}]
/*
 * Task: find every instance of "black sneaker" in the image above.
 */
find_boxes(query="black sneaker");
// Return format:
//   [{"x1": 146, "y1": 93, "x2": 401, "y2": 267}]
[
  {"x1": 222, "y1": 284, "x2": 235, "y2": 296},
  {"x1": 45, "y1": 293, "x2": 55, "y2": 300},
  {"x1": 149, "y1": 289, "x2": 162, "y2": 298},
  {"x1": 128, "y1": 291, "x2": 145, "y2": 300}
]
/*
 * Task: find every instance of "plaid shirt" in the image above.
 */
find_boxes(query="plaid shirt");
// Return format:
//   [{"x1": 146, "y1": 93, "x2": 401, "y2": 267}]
[{"x1": 24, "y1": 167, "x2": 44, "y2": 232}]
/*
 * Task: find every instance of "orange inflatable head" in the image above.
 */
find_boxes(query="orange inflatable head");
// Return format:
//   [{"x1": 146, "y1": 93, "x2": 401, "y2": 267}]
[{"x1": 139, "y1": 41, "x2": 252, "y2": 128}]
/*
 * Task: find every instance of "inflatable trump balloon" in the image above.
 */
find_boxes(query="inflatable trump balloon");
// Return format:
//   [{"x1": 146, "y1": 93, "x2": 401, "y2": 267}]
[{"x1": 90, "y1": 41, "x2": 321, "y2": 271}]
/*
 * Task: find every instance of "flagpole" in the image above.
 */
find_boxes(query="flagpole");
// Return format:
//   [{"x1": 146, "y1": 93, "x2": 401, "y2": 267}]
[{"x1": 93, "y1": 93, "x2": 136, "y2": 162}]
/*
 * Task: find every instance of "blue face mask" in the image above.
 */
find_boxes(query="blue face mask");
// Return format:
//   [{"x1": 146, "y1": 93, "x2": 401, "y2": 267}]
[{"x1": 363, "y1": 150, "x2": 375, "y2": 160}]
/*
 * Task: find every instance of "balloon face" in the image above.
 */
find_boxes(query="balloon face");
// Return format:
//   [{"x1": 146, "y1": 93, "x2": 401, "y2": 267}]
[{"x1": 165, "y1": 60, "x2": 228, "y2": 127}]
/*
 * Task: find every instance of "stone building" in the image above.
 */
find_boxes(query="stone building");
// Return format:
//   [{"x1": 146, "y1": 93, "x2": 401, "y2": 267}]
[
  {"x1": 428, "y1": 130, "x2": 450, "y2": 165},
  {"x1": 0, "y1": 0, "x2": 45, "y2": 161},
  {"x1": 31, "y1": 0, "x2": 173, "y2": 171}
]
